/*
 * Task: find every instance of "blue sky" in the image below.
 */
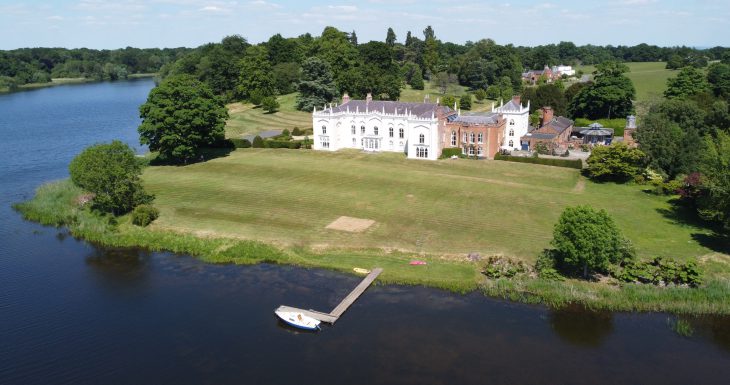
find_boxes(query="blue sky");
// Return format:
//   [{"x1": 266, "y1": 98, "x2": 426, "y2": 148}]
[{"x1": 0, "y1": 0, "x2": 727, "y2": 49}]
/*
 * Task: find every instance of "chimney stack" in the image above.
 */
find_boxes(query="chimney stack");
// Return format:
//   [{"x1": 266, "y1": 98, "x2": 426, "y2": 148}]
[
  {"x1": 342, "y1": 92, "x2": 350, "y2": 104},
  {"x1": 626, "y1": 115, "x2": 637, "y2": 129},
  {"x1": 366, "y1": 92, "x2": 373, "y2": 103},
  {"x1": 541, "y1": 106, "x2": 553, "y2": 127},
  {"x1": 512, "y1": 95, "x2": 521, "y2": 106}
]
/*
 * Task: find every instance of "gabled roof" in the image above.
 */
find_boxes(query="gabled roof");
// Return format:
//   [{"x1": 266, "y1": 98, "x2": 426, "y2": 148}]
[
  {"x1": 542, "y1": 116, "x2": 574, "y2": 134},
  {"x1": 451, "y1": 112, "x2": 500, "y2": 126},
  {"x1": 324, "y1": 100, "x2": 452, "y2": 119}
]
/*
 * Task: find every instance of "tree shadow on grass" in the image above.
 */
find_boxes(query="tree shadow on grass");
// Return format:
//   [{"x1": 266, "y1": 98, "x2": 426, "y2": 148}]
[
  {"x1": 657, "y1": 198, "x2": 730, "y2": 254},
  {"x1": 148, "y1": 146, "x2": 234, "y2": 166}
]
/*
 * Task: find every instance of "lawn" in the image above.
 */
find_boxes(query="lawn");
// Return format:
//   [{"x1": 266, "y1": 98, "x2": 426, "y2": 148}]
[
  {"x1": 577, "y1": 62, "x2": 676, "y2": 104},
  {"x1": 400, "y1": 81, "x2": 496, "y2": 113},
  {"x1": 225, "y1": 93, "x2": 312, "y2": 138},
  {"x1": 142, "y1": 149, "x2": 719, "y2": 265}
]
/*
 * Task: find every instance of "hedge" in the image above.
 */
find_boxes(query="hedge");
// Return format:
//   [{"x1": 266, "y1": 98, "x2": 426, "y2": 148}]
[
  {"x1": 264, "y1": 140, "x2": 302, "y2": 149},
  {"x1": 228, "y1": 138, "x2": 252, "y2": 148},
  {"x1": 440, "y1": 147, "x2": 463, "y2": 159},
  {"x1": 494, "y1": 153, "x2": 583, "y2": 169}
]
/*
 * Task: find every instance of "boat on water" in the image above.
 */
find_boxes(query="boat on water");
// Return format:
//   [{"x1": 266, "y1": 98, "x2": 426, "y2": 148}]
[{"x1": 274, "y1": 309, "x2": 321, "y2": 331}]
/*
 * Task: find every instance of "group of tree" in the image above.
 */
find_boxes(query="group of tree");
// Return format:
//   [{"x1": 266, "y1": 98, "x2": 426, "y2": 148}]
[{"x1": 0, "y1": 47, "x2": 191, "y2": 89}]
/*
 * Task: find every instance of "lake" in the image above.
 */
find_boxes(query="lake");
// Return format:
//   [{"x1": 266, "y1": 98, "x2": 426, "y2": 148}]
[{"x1": 0, "y1": 79, "x2": 728, "y2": 384}]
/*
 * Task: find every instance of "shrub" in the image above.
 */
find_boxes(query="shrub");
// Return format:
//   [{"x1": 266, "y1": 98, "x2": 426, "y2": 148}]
[
  {"x1": 535, "y1": 142, "x2": 550, "y2": 155},
  {"x1": 261, "y1": 96, "x2": 280, "y2": 113},
  {"x1": 252, "y1": 135, "x2": 264, "y2": 148},
  {"x1": 292, "y1": 127, "x2": 302, "y2": 136},
  {"x1": 459, "y1": 94, "x2": 472, "y2": 110},
  {"x1": 131, "y1": 204, "x2": 159, "y2": 227},
  {"x1": 440, "y1": 147, "x2": 463, "y2": 159},
  {"x1": 614, "y1": 257, "x2": 703, "y2": 287},
  {"x1": 229, "y1": 138, "x2": 252, "y2": 148},
  {"x1": 535, "y1": 249, "x2": 564, "y2": 281},
  {"x1": 473, "y1": 89, "x2": 487, "y2": 101},
  {"x1": 481, "y1": 256, "x2": 529, "y2": 279},
  {"x1": 442, "y1": 95, "x2": 457, "y2": 108},
  {"x1": 585, "y1": 143, "x2": 646, "y2": 182},
  {"x1": 264, "y1": 140, "x2": 302, "y2": 149},
  {"x1": 494, "y1": 153, "x2": 583, "y2": 169},
  {"x1": 249, "y1": 90, "x2": 264, "y2": 106},
  {"x1": 282, "y1": 128, "x2": 290, "y2": 137}
]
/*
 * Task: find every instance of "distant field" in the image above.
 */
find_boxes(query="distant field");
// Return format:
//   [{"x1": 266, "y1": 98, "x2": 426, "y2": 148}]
[
  {"x1": 577, "y1": 62, "x2": 675, "y2": 104},
  {"x1": 142, "y1": 149, "x2": 718, "y2": 264},
  {"x1": 400, "y1": 81, "x2": 496, "y2": 113},
  {"x1": 225, "y1": 93, "x2": 311, "y2": 138}
]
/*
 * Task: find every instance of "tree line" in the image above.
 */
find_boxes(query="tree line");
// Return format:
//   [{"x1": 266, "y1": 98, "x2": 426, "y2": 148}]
[{"x1": 0, "y1": 46, "x2": 192, "y2": 90}]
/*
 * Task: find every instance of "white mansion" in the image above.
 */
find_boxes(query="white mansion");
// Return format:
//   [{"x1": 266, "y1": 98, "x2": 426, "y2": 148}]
[{"x1": 312, "y1": 93, "x2": 530, "y2": 160}]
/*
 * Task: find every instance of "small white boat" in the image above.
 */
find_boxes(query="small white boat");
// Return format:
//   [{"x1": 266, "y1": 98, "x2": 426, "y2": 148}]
[{"x1": 274, "y1": 309, "x2": 321, "y2": 331}]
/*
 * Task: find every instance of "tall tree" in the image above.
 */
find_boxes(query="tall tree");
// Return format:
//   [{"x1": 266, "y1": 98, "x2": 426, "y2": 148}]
[
  {"x1": 349, "y1": 30, "x2": 358, "y2": 45},
  {"x1": 585, "y1": 143, "x2": 646, "y2": 182},
  {"x1": 569, "y1": 61, "x2": 635, "y2": 119},
  {"x1": 296, "y1": 57, "x2": 337, "y2": 111},
  {"x1": 697, "y1": 132, "x2": 730, "y2": 229},
  {"x1": 707, "y1": 63, "x2": 730, "y2": 101},
  {"x1": 386, "y1": 28, "x2": 397, "y2": 47},
  {"x1": 237, "y1": 45, "x2": 276, "y2": 100},
  {"x1": 422, "y1": 26, "x2": 439, "y2": 75},
  {"x1": 664, "y1": 66, "x2": 710, "y2": 99},
  {"x1": 138, "y1": 75, "x2": 228, "y2": 163},
  {"x1": 405, "y1": 31, "x2": 413, "y2": 47}
]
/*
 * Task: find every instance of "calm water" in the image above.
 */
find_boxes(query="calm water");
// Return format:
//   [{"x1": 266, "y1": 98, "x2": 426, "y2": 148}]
[{"x1": 0, "y1": 80, "x2": 729, "y2": 385}]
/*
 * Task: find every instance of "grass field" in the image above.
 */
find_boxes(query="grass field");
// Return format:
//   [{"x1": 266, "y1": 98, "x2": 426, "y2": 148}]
[
  {"x1": 400, "y1": 82, "x2": 495, "y2": 113},
  {"x1": 225, "y1": 93, "x2": 312, "y2": 138},
  {"x1": 141, "y1": 149, "x2": 720, "y2": 266},
  {"x1": 577, "y1": 62, "x2": 676, "y2": 104}
]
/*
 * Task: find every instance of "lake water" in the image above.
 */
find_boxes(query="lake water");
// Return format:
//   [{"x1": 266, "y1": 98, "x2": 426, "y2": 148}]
[{"x1": 0, "y1": 80, "x2": 728, "y2": 384}]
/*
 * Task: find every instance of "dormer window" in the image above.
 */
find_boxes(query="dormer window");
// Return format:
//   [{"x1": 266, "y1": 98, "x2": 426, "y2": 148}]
[{"x1": 322, "y1": 125, "x2": 327, "y2": 134}]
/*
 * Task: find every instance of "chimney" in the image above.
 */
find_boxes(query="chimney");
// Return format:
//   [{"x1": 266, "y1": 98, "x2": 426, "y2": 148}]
[
  {"x1": 540, "y1": 106, "x2": 553, "y2": 127},
  {"x1": 366, "y1": 92, "x2": 373, "y2": 103},
  {"x1": 512, "y1": 95, "x2": 521, "y2": 106},
  {"x1": 626, "y1": 115, "x2": 637, "y2": 129},
  {"x1": 342, "y1": 92, "x2": 350, "y2": 104}
]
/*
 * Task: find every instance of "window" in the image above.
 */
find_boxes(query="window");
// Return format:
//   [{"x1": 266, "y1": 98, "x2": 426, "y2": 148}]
[
  {"x1": 389, "y1": 127, "x2": 394, "y2": 138},
  {"x1": 462, "y1": 146, "x2": 467, "y2": 155},
  {"x1": 389, "y1": 140, "x2": 393, "y2": 147},
  {"x1": 509, "y1": 140, "x2": 514, "y2": 147},
  {"x1": 468, "y1": 146, "x2": 475, "y2": 156},
  {"x1": 374, "y1": 126, "x2": 379, "y2": 135},
  {"x1": 509, "y1": 119, "x2": 515, "y2": 126},
  {"x1": 463, "y1": 133, "x2": 467, "y2": 143},
  {"x1": 477, "y1": 147, "x2": 483, "y2": 156},
  {"x1": 470, "y1": 133, "x2": 475, "y2": 143},
  {"x1": 361, "y1": 138, "x2": 364, "y2": 147},
  {"x1": 322, "y1": 125, "x2": 327, "y2": 134},
  {"x1": 321, "y1": 138, "x2": 329, "y2": 148},
  {"x1": 477, "y1": 133, "x2": 483, "y2": 143},
  {"x1": 361, "y1": 126, "x2": 365, "y2": 134},
  {"x1": 399, "y1": 128, "x2": 404, "y2": 139},
  {"x1": 509, "y1": 129, "x2": 514, "y2": 137},
  {"x1": 416, "y1": 147, "x2": 429, "y2": 158},
  {"x1": 352, "y1": 138, "x2": 356, "y2": 146},
  {"x1": 351, "y1": 125, "x2": 356, "y2": 135},
  {"x1": 451, "y1": 131, "x2": 456, "y2": 146},
  {"x1": 419, "y1": 134, "x2": 425, "y2": 144}
]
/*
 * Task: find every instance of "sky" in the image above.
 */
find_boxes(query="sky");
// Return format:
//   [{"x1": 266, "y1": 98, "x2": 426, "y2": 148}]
[{"x1": 0, "y1": 0, "x2": 728, "y2": 50}]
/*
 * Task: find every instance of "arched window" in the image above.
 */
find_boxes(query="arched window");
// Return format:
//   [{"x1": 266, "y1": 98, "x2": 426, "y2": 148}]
[
  {"x1": 477, "y1": 147, "x2": 483, "y2": 156},
  {"x1": 389, "y1": 127, "x2": 394, "y2": 137},
  {"x1": 322, "y1": 125, "x2": 327, "y2": 134},
  {"x1": 451, "y1": 131, "x2": 456, "y2": 146},
  {"x1": 351, "y1": 125, "x2": 356, "y2": 135},
  {"x1": 509, "y1": 129, "x2": 514, "y2": 136},
  {"x1": 361, "y1": 126, "x2": 366, "y2": 134},
  {"x1": 419, "y1": 134, "x2": 425, "y2": 144},
  {"x1": 374, "y1": 126, "x2": 379, "y2": 135},
  {"x1": 470, "y1": 133, "x2": 475, "y2": 143},
  {"x1": 509, "y1": 140, "x2": 514, "y2": 147},
  {"x1": 399, "y1": 128, "x2": 404, "y2": 139},
  {"x1": 424, "y1": 148, "x2": 428, "y2": 158},
  {"x1": 477, "y1": 133, "x2": 483, "y2": 143},
  {"x1": 509, "y1": 119, "x2": 515, "y2": 126},
  {"x1": 352, "y1": 138, "x2": 356, "y2": 145},
  {"x1": 463, "y1": 133, "x2": 467, "y2": 142}
]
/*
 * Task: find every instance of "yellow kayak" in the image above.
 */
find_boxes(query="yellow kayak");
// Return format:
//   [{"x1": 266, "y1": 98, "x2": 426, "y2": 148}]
[{"x1": 353, "y1": 267, "x2": 370, "y2": 274}]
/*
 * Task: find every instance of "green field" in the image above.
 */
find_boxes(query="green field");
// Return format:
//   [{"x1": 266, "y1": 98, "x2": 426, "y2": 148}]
[
  {"x1": 225, "y1": 93, "x2": 312, "y2": 138},
  {"x1": 577, "y1": 62, "x2": 676, "y2": 104},
  {"x1": 141, "y1": 149, "x2": 719, "y2": 265},
  {"x1": 400, "y1": 82, "x2": 495, "y2": 112}
]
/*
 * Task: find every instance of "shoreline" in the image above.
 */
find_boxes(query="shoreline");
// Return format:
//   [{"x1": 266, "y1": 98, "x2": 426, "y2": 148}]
[
  {"x1": 13, "y1": 179, "x2": 730, "y2": 315},
  {"x1": 0, "y1": 74, "x2": 157, "y2": 94}
]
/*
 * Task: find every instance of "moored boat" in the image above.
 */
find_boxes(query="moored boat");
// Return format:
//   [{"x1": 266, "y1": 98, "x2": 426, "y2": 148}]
[{"x1": 274, "y1": 309, "x2": 321, "y2": 331}]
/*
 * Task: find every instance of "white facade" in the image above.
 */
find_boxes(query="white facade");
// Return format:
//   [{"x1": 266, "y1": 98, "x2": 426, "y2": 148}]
[
  {"x1": 312, "y1": 99, "x2": 443, "y2": 161},
  {"x1": 551, "y1": 65, "x2": 576, "y2": 77},
  {"x1": 492, "y1": 98, "x2": 530, "y2": 151}
]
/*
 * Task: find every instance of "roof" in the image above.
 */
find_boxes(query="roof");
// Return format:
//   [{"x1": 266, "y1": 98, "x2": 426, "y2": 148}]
[
  {"x1": 523, "y1": 133, "x2": 557, "y2": 140},
  {"x1": 324, "y1": 100, "x2": 452, "y2": 119},
  {"x1": 542, "y1": 116, "x2": 574, "y2": 134},
  {"x1": 496, "y1": 100, "x2": 524, "y2": 112},
  {"x1": 451, "y1": 112, "x2": 500, "y2": 126}
]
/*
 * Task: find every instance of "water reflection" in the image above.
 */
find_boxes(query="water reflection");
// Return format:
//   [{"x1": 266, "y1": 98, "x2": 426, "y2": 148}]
[
  {"x1": 84, "y1": 246, "x2": 151, "y2": 285},
  {"x1": 549, "y1": 306, "x2": 614, "y2": 347}
]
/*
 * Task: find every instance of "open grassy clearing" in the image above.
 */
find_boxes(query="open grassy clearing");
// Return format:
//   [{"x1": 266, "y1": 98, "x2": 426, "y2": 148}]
[
  {"x1": 141, "y1": 149, "x2": 720, "y2": 269},
  {"x1": 577, "y1": 62, "x2": 676, "y2": 104},
  {"x1": 225, "y1": 93, "x2": 311, "y2": 138},
  {"x1": 399, "y1": 82, "x2": 496, "y2": 113}
]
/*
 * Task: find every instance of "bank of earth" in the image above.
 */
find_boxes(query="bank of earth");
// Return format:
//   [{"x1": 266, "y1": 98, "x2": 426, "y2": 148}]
[{"x1": 17, "y1": 149, "x2": 730, "y2": 314}]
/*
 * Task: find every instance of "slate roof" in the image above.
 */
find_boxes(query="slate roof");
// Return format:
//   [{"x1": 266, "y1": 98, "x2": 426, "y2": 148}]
[
  {"x1": 325, "y1": 100, "x2": 452, "y2": 119},
  {"x1": 451, "y1": 112, "x2": 500, "y2": 125},
  {"x1": 524, "y1": 133, "x2": 557, "y2": 140},
  {"x1": 542, "y1": 116, "x2": 574, "y2": 134},
  {"x1": 497, "y1": 100, "x2": 524, "y2": 111}
]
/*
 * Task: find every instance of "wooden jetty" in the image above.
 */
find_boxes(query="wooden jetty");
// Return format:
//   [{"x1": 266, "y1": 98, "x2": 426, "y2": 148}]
[{"x1": 276, "y1": 267, "x2": 382, "y2": 324}]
